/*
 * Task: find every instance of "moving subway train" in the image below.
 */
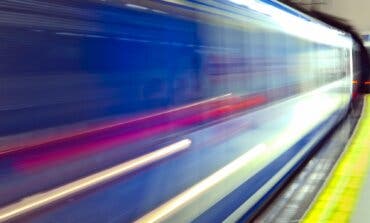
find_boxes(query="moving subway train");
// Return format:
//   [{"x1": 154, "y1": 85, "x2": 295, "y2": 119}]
[{"x1": 0, "y1": 0, "x2": 365, "y2": 222}]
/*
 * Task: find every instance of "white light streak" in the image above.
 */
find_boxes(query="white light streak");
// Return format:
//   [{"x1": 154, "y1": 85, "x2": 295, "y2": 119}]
[
  {"x1": 0, "y1": 139, "x2": 191, "y2": 222},
  {"x1": 136, "y1": 144, "x2": 267, "y2": 223},
  {"x1": 125, "y1": 3, "x2": 148, "y2": 11}
]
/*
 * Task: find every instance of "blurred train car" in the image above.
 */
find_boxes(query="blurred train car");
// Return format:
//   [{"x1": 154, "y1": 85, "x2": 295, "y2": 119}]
[
  {"x1": 0, "y1": 0, "x2": 361, "y2": 222},
  {"x1": 280, "y1": 0, "x2": 370, "y2": 95},
  {"x1": 308, "y1": 11, "x2": 370, "y2": 104}
]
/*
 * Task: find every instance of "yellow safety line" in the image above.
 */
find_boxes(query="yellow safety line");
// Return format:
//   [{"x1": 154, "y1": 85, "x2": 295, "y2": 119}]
[{"x1": 303, "y1": 95, "x2": 370, "y2": 223}]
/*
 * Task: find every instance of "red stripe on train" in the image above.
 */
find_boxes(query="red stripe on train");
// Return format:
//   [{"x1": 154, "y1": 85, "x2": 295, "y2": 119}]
[{"x1": 14, "y1": 95, "x2": 267, "y2": 171}]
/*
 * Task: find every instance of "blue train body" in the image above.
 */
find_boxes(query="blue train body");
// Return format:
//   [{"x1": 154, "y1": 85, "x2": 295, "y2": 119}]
[{"x1": 0, "y1": 0, "x2": 356, "y2": 222}]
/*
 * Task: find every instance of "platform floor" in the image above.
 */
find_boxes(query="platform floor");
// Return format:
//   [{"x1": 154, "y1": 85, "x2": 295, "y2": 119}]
[{"x1": 352, "y1": 169, "x2": 370, "y2": 222}]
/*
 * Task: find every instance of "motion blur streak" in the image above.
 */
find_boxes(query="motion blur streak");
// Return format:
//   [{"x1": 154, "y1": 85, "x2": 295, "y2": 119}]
[
  {"x1": 14, "y1": 94, "x2": 265, "y2": 171},
  {"x1": 0, "y1": 139, "x2": 191, "y2": 222},
  {"x1": 136, "y1": 144, "x2": 267, "y2": 223},
  {"x1": 0, "y1": 94, "x2": 232, "y2": 155},
  {"x1": 137, "y1": 80, "x2": 345, "y2": 223},
  {"x1": 0, "y1": 0, "x2": 358, "y2": 221}
]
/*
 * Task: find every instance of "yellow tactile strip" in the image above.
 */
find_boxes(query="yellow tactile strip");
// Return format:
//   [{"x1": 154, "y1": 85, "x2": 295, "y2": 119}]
[{"x1": 303, "y1": 95, "x2": 370, "y2": 222}]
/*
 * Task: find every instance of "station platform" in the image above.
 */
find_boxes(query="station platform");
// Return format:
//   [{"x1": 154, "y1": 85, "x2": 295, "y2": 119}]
[{"x1": 255, "y1": 95, "x2": 370, "y2": 223}]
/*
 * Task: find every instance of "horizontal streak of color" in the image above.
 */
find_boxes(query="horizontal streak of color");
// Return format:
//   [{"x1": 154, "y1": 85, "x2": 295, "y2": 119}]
[{"x1": 0, "y1": 139, "x2": 191, "y2": 222}]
